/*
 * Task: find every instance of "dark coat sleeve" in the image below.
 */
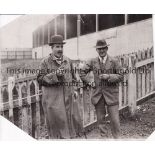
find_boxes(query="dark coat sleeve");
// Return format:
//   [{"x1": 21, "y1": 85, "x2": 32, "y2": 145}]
[{"x1": 37, "y1": 59, "x2": 59, "y2": 87}]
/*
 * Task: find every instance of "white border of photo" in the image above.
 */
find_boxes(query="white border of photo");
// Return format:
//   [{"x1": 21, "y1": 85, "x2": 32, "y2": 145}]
[{"x1": 0, "y1": 1, "x2": 155, "y2": 155}]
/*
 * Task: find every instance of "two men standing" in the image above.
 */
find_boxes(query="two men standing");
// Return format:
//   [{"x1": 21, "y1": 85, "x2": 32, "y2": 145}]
[{"x1": 37, "y1": 35, "x2": 123, "y2": 139}]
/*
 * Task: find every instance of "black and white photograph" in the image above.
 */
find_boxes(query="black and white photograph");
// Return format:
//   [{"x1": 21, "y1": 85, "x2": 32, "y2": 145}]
[{"x1": 0, "y1": 14, "x2": 154, "y2": 140}]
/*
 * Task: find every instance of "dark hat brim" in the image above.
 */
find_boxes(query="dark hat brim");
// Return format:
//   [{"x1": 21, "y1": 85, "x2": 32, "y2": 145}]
[
  {"x1": 48, "y1": 42, "x2": 66, "y2": 46},
  {"x1": 94, "y1": 44, "x2": 110, "y2": 48}
]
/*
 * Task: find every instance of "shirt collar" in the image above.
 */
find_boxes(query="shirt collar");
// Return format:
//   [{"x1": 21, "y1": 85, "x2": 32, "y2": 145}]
[
  {"x1": 51, "y1": 54, "x2": 63, "y2": 60},
  {"x1": 98, "y1": 54, "x2": 108, "y2": 63},
  {"x1": 49, "y1": 53, "x2": 68, "y2": 65}
]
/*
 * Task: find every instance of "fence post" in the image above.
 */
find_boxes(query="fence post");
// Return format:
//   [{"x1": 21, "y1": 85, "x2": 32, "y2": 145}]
[
  {"x1": 128, "y1": 56, "x2": 137, "y2": 115},
  {"x1": 27, "y1": 81, "x2": 32, "y2": 136},
  {"x1": 0, "y1": 86, "x2": 3, "y2": 112},
  {"x1": 150, "y1": 63, "x2": 155, "y2": 91},
  {"x1": 21, "y1": 83, "x2": 29, "y2": 133},
  {"x1": 18, "y1": 83, "x2": 23, "y2": 129},
  {"x1": 8, "y1": 77, "x2": 15, "y2": 123},
  {"x1": 22, "y1": 104, "x2": 29, "y2": 133},
  {"x1": 34, "y1": 80, "x2": 40, "y2": 139}
]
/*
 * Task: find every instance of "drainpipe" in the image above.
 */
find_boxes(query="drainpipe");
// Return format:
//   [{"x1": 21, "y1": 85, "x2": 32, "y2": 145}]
[{"x1": 77, "y1": 15, "x2": 81, "y2": 60}]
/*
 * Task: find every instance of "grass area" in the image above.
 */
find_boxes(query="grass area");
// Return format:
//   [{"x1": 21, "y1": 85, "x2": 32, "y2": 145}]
[
  {"x1": 85, "y1": 97, "x2": 155, "y2": 140},
  {"x1": 39, "y1": 97, "x2": 155, "y2": 140},
  {"x1": 1, "y1": 59, "x2": 42, "y2": 81}
]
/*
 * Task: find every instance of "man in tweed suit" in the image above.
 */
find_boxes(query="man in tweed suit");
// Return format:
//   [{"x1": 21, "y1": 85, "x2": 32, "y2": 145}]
[{"x1": 80, "y1": 39, "x2": 123, "y2": 138}]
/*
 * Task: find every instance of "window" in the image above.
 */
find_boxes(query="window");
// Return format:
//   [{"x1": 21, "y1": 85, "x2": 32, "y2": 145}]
[
  {"x1": 33, "y1": 31, "x2": 36, "y2": 48},
  {"x1": 66, "y1": 14, "x2": 77, "y2": 39},
  {"x1": 57, "y1": 14, "x2": 64, "y2": 38},
  {"x1": 48, "y1": 20, "x2": 55, "y2": 42},
  {"x1": 36, "y1": 30, "x2": 39, "y2": 48},
  {"x1": 127, "y1": 14, "x2": 152, "y2": 23},
  {"x1": 99, "y1": 14, "x2": 125, "y2": 31},
  {"x1": 80, "y1": 14, "x2": 96, "y2": 35},
  {"x1": 33, "y1": 30, "x2": 37, "y2": 48},
  {"x1": 35, "y1": 52, "x2": 37, "y2": 59},
  {"x1": 39, "y1": 27, "x2": 44, "y2": 46},
  {"x1": 35, "y1": 28, "x2": 40, "y2": 47},
  {"x1": 43, "y1": 24, "x2": 48, "y2": 45}
]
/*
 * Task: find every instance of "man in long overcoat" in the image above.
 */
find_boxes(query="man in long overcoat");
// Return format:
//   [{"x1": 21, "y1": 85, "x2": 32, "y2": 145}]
[
  {"x1": 37, "y1": 35, "x2": 79, "y2": 139},
  {"x1": 80, "y1": 39, "x2": 123, "y2": 138}
]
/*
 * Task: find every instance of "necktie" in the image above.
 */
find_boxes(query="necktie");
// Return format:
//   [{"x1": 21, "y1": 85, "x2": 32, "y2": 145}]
[
  {"x1": 100, "y1": 58, "x2": 106, "y2": 72},
  {"x1": 101, "y1": 57, "x2": 105, "y2": 64},
  {"x1": 102, "y1": 58, "x2": 104, "y2": 64}
]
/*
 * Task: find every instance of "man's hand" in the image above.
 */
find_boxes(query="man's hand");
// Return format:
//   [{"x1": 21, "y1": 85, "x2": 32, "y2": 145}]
[
  {"x1": 46, "y1": 72, "x2": 55, "y2": 78},
  {"x1": 43, "y1": 76, "x2": 53, "y2": 84},
  {"x1": 88, "y1": 82, "x2": 96, "y2": 88},
  {"x1": 56, "y1": 67, "x2": 65, "y2": 77},
  {"x1": 44, "y1": 72, "x2": 59, "y2": 84},
  {"x1": 99, "y1": 74, "x2": 110, "y2": 80}
]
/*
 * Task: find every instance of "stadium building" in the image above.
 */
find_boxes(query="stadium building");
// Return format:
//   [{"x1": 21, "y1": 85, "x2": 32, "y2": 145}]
[{"x1": 32, "y1": 14, "x2": 153, "y2": 60}]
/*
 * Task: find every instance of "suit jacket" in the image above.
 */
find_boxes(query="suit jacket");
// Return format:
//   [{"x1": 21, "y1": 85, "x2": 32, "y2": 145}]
[{"x1": 80, "y1": 55, "x2": 123, "y2": 106}]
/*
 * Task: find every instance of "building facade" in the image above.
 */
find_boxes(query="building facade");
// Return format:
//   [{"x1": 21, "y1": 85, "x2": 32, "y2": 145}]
[{"x1": 32, "y1": 14, "x2": 153, "y2": 60}]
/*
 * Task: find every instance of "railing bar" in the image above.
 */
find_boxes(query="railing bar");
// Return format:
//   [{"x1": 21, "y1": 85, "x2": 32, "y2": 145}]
[
  {"x1": 136, "y1": 91, "x2": 155, "y2": 102},
  {"x1": 1, "y1": 93, "x2": 42, "y2": 104}
]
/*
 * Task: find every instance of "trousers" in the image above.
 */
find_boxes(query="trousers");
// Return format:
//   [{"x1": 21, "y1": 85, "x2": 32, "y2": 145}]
[{"x1": 95, "y1": 95, "x2": 120, "y2": 139}]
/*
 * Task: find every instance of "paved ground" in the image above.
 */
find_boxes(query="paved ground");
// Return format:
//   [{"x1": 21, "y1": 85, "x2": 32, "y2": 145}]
[{"x1": 39, "y1": 97, "x2": 155, "y2": 140}]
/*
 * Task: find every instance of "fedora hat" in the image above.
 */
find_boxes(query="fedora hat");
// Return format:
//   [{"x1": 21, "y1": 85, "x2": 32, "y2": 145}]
[
  {"x1": 48, "y1": 35, "x2": 66, "y2": 46},
  {"x1": 94, "y1": 39, "x2": 110, "y2": 49}
]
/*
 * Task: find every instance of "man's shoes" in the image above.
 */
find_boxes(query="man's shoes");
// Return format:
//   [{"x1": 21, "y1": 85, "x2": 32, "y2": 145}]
[{"x1": 98, "y1": 124, "x2": 109, "y2": 138}]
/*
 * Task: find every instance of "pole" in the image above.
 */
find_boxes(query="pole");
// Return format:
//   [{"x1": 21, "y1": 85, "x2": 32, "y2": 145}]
[
  {"x1": 125, "y1": 14, "x2": 128, "y2": 25},
  {"x1": 77, "y1": 15, "x2": 81, "y2": 60}
]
